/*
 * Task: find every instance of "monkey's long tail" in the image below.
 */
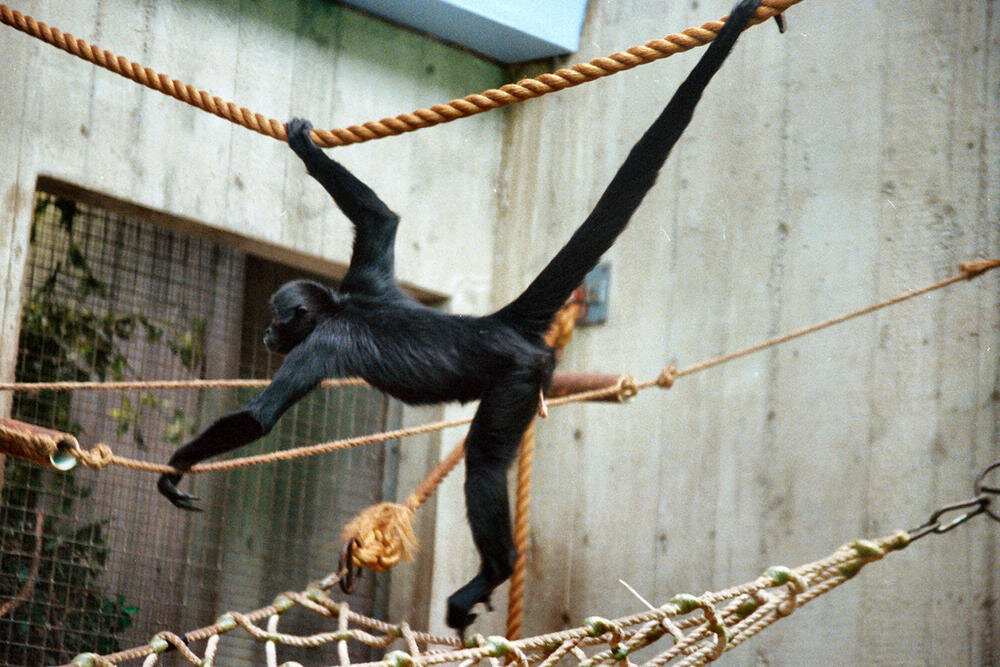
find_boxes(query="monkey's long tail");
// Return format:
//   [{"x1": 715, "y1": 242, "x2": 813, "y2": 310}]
[{"x1": 494, "y1": 0, "x2": 761, "y2": 336}]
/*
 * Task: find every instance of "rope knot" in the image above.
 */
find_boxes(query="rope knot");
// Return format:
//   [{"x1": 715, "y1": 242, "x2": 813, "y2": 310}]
[
  {"x1": 656, "y1": 365, "x2": 678, "y2": 388},
  {"x1": 341, "y1": 502, "x2": 417, "y2": 571},
  {"x1": 615, "y1": 375, "x2": 639, "y2": 400},
  {"x1": 959, "y1": 258, "x2": 1000, "y2": 278},
  {"x1": 74, "y1": 442, "x2": 114, "y2": 469}
]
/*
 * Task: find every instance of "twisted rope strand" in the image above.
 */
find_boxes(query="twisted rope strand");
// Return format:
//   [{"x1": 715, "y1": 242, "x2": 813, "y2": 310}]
[
  {"x1": 636, "y1": 258, "x2": 1000, "y2": 391},
  {"x1": 507, "y1": 422, "x2": 536, "y2": 639},
  {"x1": 0, "y1": 1, "x2": 800, "y2": 147},
  {"x1": 404, "y1": 439, "x2": 467, "y2": 511}
]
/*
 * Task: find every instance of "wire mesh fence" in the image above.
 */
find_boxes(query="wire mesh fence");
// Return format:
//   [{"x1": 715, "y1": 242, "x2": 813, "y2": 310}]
[{"x1": 0, "y1": 183, "x2": 398, "y2": 665}]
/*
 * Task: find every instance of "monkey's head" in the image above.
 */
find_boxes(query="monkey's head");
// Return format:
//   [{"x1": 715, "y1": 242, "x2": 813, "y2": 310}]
[{"x1": 264, "y1": 279, "x2": 339, "y2": 354}]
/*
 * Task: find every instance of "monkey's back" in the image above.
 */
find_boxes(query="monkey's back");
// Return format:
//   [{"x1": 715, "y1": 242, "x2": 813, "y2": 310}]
[{"x1": 349, "y1": 302, "x2": 552, "y2": 406}]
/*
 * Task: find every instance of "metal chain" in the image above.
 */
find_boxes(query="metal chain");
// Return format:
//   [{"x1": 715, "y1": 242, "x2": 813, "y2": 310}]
[{"x1": 907, "y1": 458, "x2": 999, "y2": 542}]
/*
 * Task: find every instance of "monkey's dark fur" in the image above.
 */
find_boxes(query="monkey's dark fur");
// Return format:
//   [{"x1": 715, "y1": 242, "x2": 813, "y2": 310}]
[{"x1": 158, "y1": 0, "x2": 762, "y2": 633}]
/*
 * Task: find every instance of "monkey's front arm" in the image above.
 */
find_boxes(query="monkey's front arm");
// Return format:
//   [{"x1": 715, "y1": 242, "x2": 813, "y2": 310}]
[{"x1": 157, "y1": 335, "x2": 329, "y2": 510}]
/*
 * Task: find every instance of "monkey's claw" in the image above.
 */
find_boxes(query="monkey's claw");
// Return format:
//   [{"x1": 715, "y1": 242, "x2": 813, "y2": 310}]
[{"x1": 157, "y1": 473, "x2": 203, "y2": 512}]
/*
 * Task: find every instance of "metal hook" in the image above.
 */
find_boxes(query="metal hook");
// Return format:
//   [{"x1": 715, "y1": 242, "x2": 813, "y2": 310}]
[
  {"x1": 908, "y1": 497, "x2": 988, "y2": 541},
  {"x1": 974, "y1": 459, "x2": 1000, "y2": 522},
  {"x1": 908, "y1": 458, "x2": 1000, "y2": 541},
  {"x1": 338, "y1": 537, "x2": 363, "y2": 594}
]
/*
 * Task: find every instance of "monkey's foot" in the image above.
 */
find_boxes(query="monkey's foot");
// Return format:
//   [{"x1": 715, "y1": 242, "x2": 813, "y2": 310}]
[
  {"x1": 446, "y1": 603, "x2": 477, "y2": 638},
  {"x1": 157, "y1": 473, "x2": 203, "y2": 512},
  {"x1": 446, "y1": 583, "x2": 494, "y2": 636}
]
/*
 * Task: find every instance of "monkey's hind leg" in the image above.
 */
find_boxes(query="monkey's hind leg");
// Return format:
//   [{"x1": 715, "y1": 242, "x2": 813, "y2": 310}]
[{"x1": 446, "y1": 372, "x2": 541, "y2": 633}]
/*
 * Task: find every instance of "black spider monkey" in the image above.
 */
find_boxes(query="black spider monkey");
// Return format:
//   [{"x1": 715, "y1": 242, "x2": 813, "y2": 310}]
[{"x1": 157, "y1": 0, "x2": 764, "y2": 633}]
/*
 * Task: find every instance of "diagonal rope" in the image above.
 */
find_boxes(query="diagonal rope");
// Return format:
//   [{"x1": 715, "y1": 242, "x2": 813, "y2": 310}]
[
  {"x1": 0, "y1": 1, "x2": 800, "y2": 147},
  {"x1": 5, "y1": 258, "x2": 994, "y2": 474},
  {"x1": 632, "y1": 258, "x2": 1000, "y2": 391}
]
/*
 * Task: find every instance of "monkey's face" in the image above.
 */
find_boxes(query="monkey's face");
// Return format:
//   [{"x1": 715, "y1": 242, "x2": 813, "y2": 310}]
[
  {"x1": 264, "y1": 282, "x2": 322, "y2": 354},
  {"x1": 264, "y1": 308, "x2": 311, "y2": 354}
]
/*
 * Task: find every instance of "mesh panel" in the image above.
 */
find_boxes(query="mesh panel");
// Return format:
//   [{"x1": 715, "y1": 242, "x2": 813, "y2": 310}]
[{"x1": 0, "y1": 186, "x2": 396, "y2": 665}]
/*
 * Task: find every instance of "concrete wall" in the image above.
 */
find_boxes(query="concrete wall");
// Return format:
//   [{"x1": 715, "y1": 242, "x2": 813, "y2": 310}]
[
  {"x1": 492, "y1": 0, "x2": 1000, "y2": 662},
  {"x1": 1, "y1": 0, "x2": 998, "y2": 662}
]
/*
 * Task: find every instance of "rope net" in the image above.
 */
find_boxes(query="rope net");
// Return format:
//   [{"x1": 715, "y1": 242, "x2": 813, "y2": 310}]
[{"x1": 64, "y1": 531, "x2": 911, "y2": 666}]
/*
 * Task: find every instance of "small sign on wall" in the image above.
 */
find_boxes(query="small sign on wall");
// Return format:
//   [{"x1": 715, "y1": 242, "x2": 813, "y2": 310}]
[{"x1": 572, "y1": 262, "x2": 610, "y2": 326}]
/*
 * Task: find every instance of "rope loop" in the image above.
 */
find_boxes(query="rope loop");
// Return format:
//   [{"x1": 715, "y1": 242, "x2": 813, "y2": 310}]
[
  {"x1": 583, "y1": 616, "x2": 624, "y2": 644},
  {"x1": 701, "y1": 601, "x2": 729, "y2": 659},
  {"x1": 775, "y1": 571, "x2": 805, "y2": 617},
  {"x1": 151, "y1": 632, "x2": 199, "y2": 662}
]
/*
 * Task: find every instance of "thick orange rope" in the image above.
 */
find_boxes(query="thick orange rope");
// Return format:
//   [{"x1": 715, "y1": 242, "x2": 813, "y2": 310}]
[
  {"x1": 508, "y1": 301, "x2": 582, "y2": 639},
  {"x1": 0, "y1": 1, "x2": 799, "y2": 147},
  {"x1": 507, "y1": 421, "x2": 536, "y2": 639},
  {"x1": 340, "y1": 439, "x2": 466, "y2": 571},
  {"x1": 404, "y1": 439, "x2": 467, "y2": 513}
]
